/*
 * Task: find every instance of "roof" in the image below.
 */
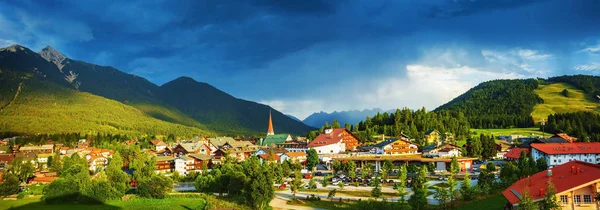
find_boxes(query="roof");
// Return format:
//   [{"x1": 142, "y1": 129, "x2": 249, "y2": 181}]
[
  {"x1": 375, "y1": 138, "x2": 414, "y2": 148},
  {"x1": 29, "y1": 176, "x2": 57, "y2": 183},
  {"x1": 502, "y1": 161, "x2": 600, "y2": 205},
  {"x1": 179, "y1": 142, "x2": 203, "y2": 153},
  {"x1": 531, "y1": 142, "x2": 600, "y2": 155},
  {"x1": 504, "y1": 148, "x2": 529, "y2": 159},
  {"x1": 284, "y1": 152, "x2": 306, "y2": 158},
  {"x1": 555, "y1": 133, "x2": 577, "y2": 143},
  {"x1": 155, "y1": 156, "x2": 175, "y2": 162},
  {"x1": 259, "y1": 147, "x2": 288, "y2": 154},
  {"x1": 150, "y1": 140, "x2": 167, "y2": 146},
  {"x1": 189, "y1": 154, "x2": 211, "y2": 160},
  {"x1": 308, "y1": 128, "x2": 356, "y2": 148},
  {"x1": 439, "y1": 147, "x2": 459, "y2": 152},
  {"x1": 0, "y1": 154, "x2": 15, "y2": 163},
  {"x1": 262, "y1": 134, "x2": 291, "y2": 146},
  {"x1": 257, "y1": 154, "x2": 280, "y2": 161},
  {"x1": 209, "y1": 137, "x2": 237, "y2": 147},
  {"x1": 15, "y1": 152, "x2": 37, "y2": 161},
  {"x1": 533, "y1": 137, "x2": 568, "y2": 144}
]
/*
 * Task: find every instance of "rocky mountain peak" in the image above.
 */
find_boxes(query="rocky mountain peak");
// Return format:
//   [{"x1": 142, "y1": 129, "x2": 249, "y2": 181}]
[{"x1": 39, "y1": 45, "x2": 68, "y2": 70}]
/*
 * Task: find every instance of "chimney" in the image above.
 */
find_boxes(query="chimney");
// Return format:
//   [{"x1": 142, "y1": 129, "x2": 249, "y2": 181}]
[
  {"x1": 325, "y1": 129, "x2": 333, "y2": 134},
  {"x1": 571, "y1": 166, "x2": 575, "y2": 173},
  {"x1": 577, "y1": 167, "x2": 581, "y2": 175},
  {"x1": 539, "y1": 188, "x2": 545, "y2": 196},
  {"x1": 547, "y1": 169, "x2": 552, "y2": 177}
]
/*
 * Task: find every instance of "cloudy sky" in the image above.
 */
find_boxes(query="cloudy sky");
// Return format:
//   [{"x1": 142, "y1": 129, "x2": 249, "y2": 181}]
[{"x1": 1, "y1": 0, "x2": 600, "y2": 119}]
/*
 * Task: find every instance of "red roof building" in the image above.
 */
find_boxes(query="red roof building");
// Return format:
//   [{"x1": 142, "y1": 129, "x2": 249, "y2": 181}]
[
  {"x1": 504, "y1": 148, "x2": 530, "y2": 161},
  {"x1": 308, "y1": 128, "x2": 360, "y2": 154},
  {"x1": 531, "y1": 142, "x2": 600, "y2": 168},
  {"x1": 502, "y1": 161, "x2": 600, "y2": 209},
  {"x1": 555, "y1": 133, "x2": 578, "y2": 143}
]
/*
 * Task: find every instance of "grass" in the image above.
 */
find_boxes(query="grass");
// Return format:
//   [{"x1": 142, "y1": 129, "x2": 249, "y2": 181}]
[
  {"x1": 455, "y1": 193, "x2": 506, "y2": 210},
  {"x1": 0, "y1": 77, "x2": 215, "y2": 137},
  {"x1": 0, "y1": 193, "x2": 249, "y2": 210},
  {"x1": 287, "y1": 198, "x2": 353, "y2": 209},
  {"x1": 531, "y1": 82, "x2": 599, "y2": 123},
  {"x1": 471, "y1": 127, "x2": 552, "y2": 137}
]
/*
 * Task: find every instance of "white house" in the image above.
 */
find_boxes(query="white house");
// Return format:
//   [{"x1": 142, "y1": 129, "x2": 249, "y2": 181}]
[
  {"x1": 279, "y1": 152, "x2": 306, "y2": 164},
  {"x1": 255, "y1": 147, "x2": 288, "y2": 156},
  {"x1": 89, "y1": 156, "x2": 108, "y2": 172},
  {"x1": 531, "y1": 142, "x2": 600, "y2": 168},
  {"x1": 437, "y1": 147, "x2": 461, "y2": 158},
  {"x1": 174, "y1": 156, "x2": 195, "y2": 175},
  {"x1": 307, "y1": 128, "x2": 359, "y2": 155}
]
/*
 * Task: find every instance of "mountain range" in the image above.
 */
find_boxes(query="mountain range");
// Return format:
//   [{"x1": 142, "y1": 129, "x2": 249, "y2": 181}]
[
  {"x1": 302, "y1": 108, "x2": 386, "y2": 128},
  {"x1": 0, "y1": 45, "x2": 314, "y2": 136}
]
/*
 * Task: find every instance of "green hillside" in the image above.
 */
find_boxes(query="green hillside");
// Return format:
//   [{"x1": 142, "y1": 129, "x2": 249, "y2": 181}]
[
  {"x1": 531, "y1": 82, "x2": 600, "y2": 123},
  {"x1": 0, "y1": 73, "x2": 215, "y2": 137}
]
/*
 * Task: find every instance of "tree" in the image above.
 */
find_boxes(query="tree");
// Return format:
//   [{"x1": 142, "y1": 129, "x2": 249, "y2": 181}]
[
  {"x1": 105, "y1": 152, "x2": 129, "y2": 197},
  {"x1": 409, "y1": 166, "x2": 429, "y2": 210},
  {"x1": 49, "y1": 152, "x2": 63, "y2": 174},
  {"x1": 397, "y1": 165, "x2": 408, "y2": 203},
  {"x1": 447, "y1": 173, "x2": 458, "y2": 208},
  {"x1": 332, "y1": 120, "x2": 341, "y2": 129},
  {"x1": 306, "y1": 149, "x2": 319, "y2": 171},
  {"x1": 273, "y1": 163, "x2": 283, "y2": 184},
  {"x1": 0, "y1": 172, "x2": 20, "y2": 196},
  {"x1": 282, "y1": 160, "x2": 291, "y2": 177},
  {"x1": 337, "y1": 181, "x2": 344, "y2": 190},
  {"x1": 450, "y1": 157, "x2": 459, "y2": 174},
  {"x1": 137, "y1": 174, "x2": 173, "y2": 198},
  {"x1": 500, "y1": 162, "x2": 519, "y2": 186},
  {"x1": 328, "y1": 189, "x2": 337, "y2": 201},
  {"x1": 322, "y1": 175, "x2": 330, "y2": 187},
  {"x1": 8, "y1": 159, "x2": 35, "y2": 183},
  {"x1": 371, "y1": 185, "x2": 382, "y2": 198},
  {"x1": 540, "y1": 180, "x2": 560, "y2": 210},
  {"x1": 467, "y1": 137, "x2": 483, "y2": 158},
  {"x1": 460, "y1": 172, "x2": 474, "y2": 201},
  {"x1": 243, "y1": 157, "x2": 274, "y2": 210},
  {"x1": 433, "y1": 186, "x2": 450, "y2": 210},
  {"x1": 308, "y1": 178, "x2": 316, "y2": 191},
  {"x1": 381, "y1": 160, "x2": 393, "y2": 180},
  {"x1": 332, "y1": 160, "x2": 343, "y2": 174},
  {"x1": 477, "y1": 163, "x2": 496, "y2": 194},
  {"x1": 518, "y1": 150, "x2": 530, "y2": 177},
  {"x1": 519, "y1": 187, "x2": 537, "y2": 210},
  {"x1": 290, "y1": 169, "x2": 303, "y2": 199},
  {"x1": 347, "y1": 161, "x2": 357, "y2": 180}
]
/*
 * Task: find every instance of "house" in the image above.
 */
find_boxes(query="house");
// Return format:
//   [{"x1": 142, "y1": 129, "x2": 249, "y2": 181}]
[
  {"x1": 36, "y1": 153, "x2": 53, "y2": 165},
  {"x1": 261, "y1": 134, "x2": 292, "y2": 147},
  {"x1": 189, "y1": 154, "x2": 213, "y2": 170},
  {"x1": 15, "y1": 152, "x2": 37, "y2": 165},
  {"x1": 0, "y1": 145, "x2": 10, "y2": 154},
  {"x1": 173, "y1": 142, "x2": 204, "y2": 156},
  {"x1": 531, "y1": 142, "x2": 600, "y2": 168},
  {"x1": 155, "y1": 156, "x2": 175, "y2": 173},
  {"x1": 150, "y1": 139, "x2": 168, "y2": 151},
  {"x1": 257, "y1": 154, "x2": 279, "y2": 164},
  {"x1": 308, "y1": 128, "x2": 360, "y2": 155},
  {"x1": 214, "y1": 147, "x2": 257, "y2": 162},
  {"x1": 424, "y1": 129, "x2": 440, "y2": 145},
  {"x1": 280, "y1": 152, "x2": 306, "y2": 164},
  {"x1": 423, "y1": 144, "x2": 461, "y2": 157},
  {"x1": 502, "y1": 161, "x2": 600, "y2": 209},
  {"x1": 0, "y1": 154, "x2": 15, "y2": 170},
  {"x1": 504, "y1": 148, "x2": 530, "y2": 161},
  {"x1": 208, "y1": 137, "x2": 238, "y2": 148},
  {"x1": 372, "y1": 138, "x2": 418, "y2": 155},
  {"x1": 174, "y1": 156, "x2": 195, "y2": 175},
  {"x1": 19, "y1": 144, "x2": 54, "y2": 154},
  {"x1": 255, "y1": 147, "x2": 288, "y2": 156},
  {"x1": 88, "y1": 155, "x2": 108, "y2": 172},
  {"x1": 554, "y1": 133, "x2": 578, "y2": 143}
]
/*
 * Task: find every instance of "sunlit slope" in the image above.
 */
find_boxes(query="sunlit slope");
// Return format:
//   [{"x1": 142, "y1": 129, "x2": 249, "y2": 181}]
[
  {"x1": 0, "y1": 76, "x2": 215, "y2": 137},
  {"x1": 531, "y1": 82, "x2": 600, "y2": 123}
]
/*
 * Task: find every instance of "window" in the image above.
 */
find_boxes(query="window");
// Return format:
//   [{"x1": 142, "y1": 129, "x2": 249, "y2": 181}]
[
  {"x1": 560, "y1": 195, "x2": 568, "y2": 205},
  {"x1": 574, "y1": 195, "x2": 581, "y2": 204},
  {"x1": 584, "y1": 195, "x2": 592, "y2": 204}
]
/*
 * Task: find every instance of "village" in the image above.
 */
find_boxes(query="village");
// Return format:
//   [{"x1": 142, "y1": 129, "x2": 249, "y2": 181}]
[{"x1": 2, "y1": 112, "x2": 600, "y2": 209}]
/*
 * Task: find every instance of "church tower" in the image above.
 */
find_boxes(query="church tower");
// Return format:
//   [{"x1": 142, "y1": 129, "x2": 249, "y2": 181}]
[{"x1": 267, "y1": 110, "x2": 274, "y2": 136}]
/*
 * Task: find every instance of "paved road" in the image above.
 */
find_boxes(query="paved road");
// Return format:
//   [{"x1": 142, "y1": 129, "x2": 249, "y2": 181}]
[{"x1": 271, "y1": 193, "x2": 328, "y2": 210}]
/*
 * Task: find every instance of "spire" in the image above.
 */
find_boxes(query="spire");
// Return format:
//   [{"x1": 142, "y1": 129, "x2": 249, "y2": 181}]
[{"x1": 267, "y1": 110, "x2": 274, "y2": 136}]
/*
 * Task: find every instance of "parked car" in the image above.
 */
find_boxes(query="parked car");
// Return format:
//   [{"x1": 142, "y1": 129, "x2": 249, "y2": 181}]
[
  {"x1": 303, "y1": 173, "x2": 312, "y2": 179},
  {"x1": 314, "y1": 172, "x2": 324, "y2": 176},
  {"x1": 279, "y1": 183, "x2": 287, "y2": 189},
  {"x1": 387, "y1": 179, "x2": 395, "y2": 184}
]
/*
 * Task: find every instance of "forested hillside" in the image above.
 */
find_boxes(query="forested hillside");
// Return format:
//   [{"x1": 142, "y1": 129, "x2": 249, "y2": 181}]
[
  {"x1": 156, "y1": 77, "x2": 314, "y2": 135},
  {"x1": 548, "y1": 75, "x2": 600, "y2": 97},
  {"x1": 309, "y1": 108, "x2": 471, "y2": 145},
  {"x1": 435, "y1": 79, "x2": 542, "y2": 128},
  {"x1": 0, "y1": 71, "x2": 215, "y2": 137},
  {"x1": 545, "y1": 112, "x2": 600, "y2": 141}
]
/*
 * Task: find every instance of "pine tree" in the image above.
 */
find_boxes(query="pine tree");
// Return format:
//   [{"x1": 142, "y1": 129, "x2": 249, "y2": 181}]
[{"x1": 540, "y1": 180, "x2": 560, "y2": 210}]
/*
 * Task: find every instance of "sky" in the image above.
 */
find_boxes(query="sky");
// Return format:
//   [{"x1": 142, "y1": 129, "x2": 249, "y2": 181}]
[{"x1": 1, "y1": 0, "x2": 600, "y2": 120}]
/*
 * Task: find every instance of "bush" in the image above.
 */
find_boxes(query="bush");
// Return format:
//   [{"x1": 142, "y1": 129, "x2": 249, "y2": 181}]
[
  {"x1": 137, "y1": 174, "x2": 173, "y2": 198},
  {"x1": 0, "y1": 172, "x2": 20, "y2": 196},
  {"x1": 17, "y1": 191, "x2": 26, "y2": 200}
]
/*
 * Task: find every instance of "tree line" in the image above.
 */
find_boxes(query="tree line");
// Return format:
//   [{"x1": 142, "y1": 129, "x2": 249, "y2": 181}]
[{"x1": 545, "y1": 111, "x2": 600, "y2": 142}]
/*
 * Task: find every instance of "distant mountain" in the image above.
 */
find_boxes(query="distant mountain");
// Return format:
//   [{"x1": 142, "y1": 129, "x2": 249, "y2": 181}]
[
  {"x1": 286, "y1": 114, "x2": 302, "y2": 122},
  {"x1": 303, "y1": 108, "x2": 383, "y2": 128},
  {"x1": 156, "y1": 77, "x2": 315, "y2": 135},
  {"x1": 0, "y1": 44, "x2": 314, "y2": 136}
]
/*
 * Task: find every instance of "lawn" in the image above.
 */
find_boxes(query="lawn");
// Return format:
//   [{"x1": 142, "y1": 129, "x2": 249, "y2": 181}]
[
  {"x1": 300, "y1": 189, "x2": 398, "y2": 198},
  {"x1": 531, "y1": 82, "x2": 599, "y2": 123},
  {"x1": 0, "y1": 193, "x2": 248, "y2": 210},
  {"x1": 455, "y1": 193, "x2": 506, "y2": 210},
  {"x1": 471, "y1": 127, "x2": 551, "y2": 137}
]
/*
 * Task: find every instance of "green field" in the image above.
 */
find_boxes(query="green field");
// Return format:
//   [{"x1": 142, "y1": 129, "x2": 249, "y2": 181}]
[
  {"x1": 531, "y1": 82, "x2": 599, "y2": 123},
  {"x1": 456, "y1": 194, "x2": 506, "y2": 210},
  {"x1": 471, "y1": 127, "x2": 552, "y2": 137},
  {"x1": 0, "y1": 193, "x2": 248, "y2": 210}
]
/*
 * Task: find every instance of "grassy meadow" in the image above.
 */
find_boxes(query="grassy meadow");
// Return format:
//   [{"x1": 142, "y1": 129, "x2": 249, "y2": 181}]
[{"x1": 531, "y1": 82, "x2": 599, "y2": 123}]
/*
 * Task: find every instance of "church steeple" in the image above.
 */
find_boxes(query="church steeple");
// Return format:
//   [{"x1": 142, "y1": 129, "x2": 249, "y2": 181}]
[{"x1": 267, "y1": 110, "x2": 274, "y2": 136}]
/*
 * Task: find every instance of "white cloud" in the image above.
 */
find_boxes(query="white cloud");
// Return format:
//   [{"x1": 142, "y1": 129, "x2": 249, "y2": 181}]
[
  {"x1": 516, "y1": 49, "x2": 553, "y2": 60},
  {"x1": 579, "y1": 43, "x2": 600, "y2": 53},
  {"x1": 258, "y1": 99, "x2": 324, "y2": 120},
  {"x1": 481, "y1": 48, "x2": 553, "y2": 74},
  {"x1": 573, "y1": 63, "x2": 600, "y2": 71}
]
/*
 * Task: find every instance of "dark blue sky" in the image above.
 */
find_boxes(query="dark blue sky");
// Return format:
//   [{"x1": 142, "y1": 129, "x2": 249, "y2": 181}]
[{"x1": 1, "y1": 0, "x2": 600, "y2": 119}]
